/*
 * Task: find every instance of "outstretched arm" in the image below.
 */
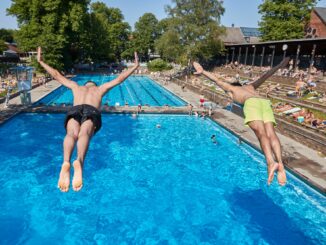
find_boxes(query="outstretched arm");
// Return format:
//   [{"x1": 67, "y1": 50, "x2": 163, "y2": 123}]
[
  {"x1": 193, "y1": 62, "x2": 233, "y2": 92},
  {"x1": 37, "y1": 47, "x2": 78, "y2": 89},
  {"x1": 99, "y1": 52, "x2": 139, "y2": 95},
  {"x1": 250, "y1": 57, "x2": 290, "y2": 89}
]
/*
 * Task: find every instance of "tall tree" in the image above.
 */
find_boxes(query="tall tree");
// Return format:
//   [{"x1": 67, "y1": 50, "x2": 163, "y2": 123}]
[
  {"x1": 0, "y1": 40, "x2": 7, "y2": 53},
  {"x1": 259, "y1": 0, "x2": 319, "y2": 41},
  {"x1": 133, "y1": 13, "x2": 159, "y2": 61},
  {"x1": 155, "y1": 0, "x2": 225, "y2": 64},
  {"x1": 155, "y1": 29, "x2": 183, "y2": 62},
  {"x1": 8, "y1": 0, "x2": 90, "y2": 69},
  {"x1": 88, "y1": 2, "x2": 130, "y2": 62},
  {"x1": 106, "y1": 8, "x2": 131, "y2": 61},
  {"x1": 0, "y1": 29, "x2": 15, "y2": 43}
]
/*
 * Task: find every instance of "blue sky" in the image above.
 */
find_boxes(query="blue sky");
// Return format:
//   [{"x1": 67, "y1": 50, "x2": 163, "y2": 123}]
[{"x1": 1, "y1": 0, "x2": 326, "y2": 29}]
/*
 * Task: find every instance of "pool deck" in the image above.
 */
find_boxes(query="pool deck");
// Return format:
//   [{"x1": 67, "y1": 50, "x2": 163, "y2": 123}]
[
  {"x1": 0, "y1": 80, "x2": 61, "y2": 123},
  {"x1": 0, "y1": 76, "x2": 325, "y2": 194}
]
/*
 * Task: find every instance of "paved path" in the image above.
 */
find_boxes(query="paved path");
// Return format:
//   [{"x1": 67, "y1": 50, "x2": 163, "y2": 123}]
[
  {"x1": 0, "y1": 80, "x2": 60, "y2": 109},
  {"x1": 0, "y1": 80, "x2": 61, "y2": 123}
]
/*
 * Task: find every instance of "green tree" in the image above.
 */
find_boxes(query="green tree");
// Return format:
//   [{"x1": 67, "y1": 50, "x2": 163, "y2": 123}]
[
  {"x1": 133, "y1": 13, "x2": 159, "y2": 61},
  {"x1": 80, "y1": 2, "x2": 131, "y2": 63},
  {"x1": 155, "y1": 0, "x2": 225, "y2": 64},
  {"x1": 147, "y1": 58, "x2": 172, "y2": 72},
  {"x1": 0, "y1": 29, "x2": 15, "y2": 43},
  {"x1": 155, "y1": 30, "x2": 183, "y2": 62},
  {"x1": 120, "y1": 39, "x2": 135, "y2": 60},
  {"x1": 8, "y1": 0, "x2": 90, "y2": 69},
  {"x1": 106, "y1": 8, "x2": 131, "y2": 61},
  {"x1": 0, "y1": 40, "x2": 7, "y2": 53},
  {"x1": 259, "y1": 0, "x2": 319, "y2": 41}
]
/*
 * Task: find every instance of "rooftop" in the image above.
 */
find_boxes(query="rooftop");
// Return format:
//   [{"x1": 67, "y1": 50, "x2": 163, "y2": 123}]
[
  {"x1": 221, "y1": 26, "x2": 261, "y2": 44},
  {"x1": 240, "y1": 27, "x2": 261, "y2": 37},
  {"x1": 314, "y1": 7, "x2": 326, "y2": 24}
]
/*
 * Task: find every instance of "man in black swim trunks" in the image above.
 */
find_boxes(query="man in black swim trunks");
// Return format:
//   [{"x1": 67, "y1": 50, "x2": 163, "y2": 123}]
[{"x1": 37, "y1": 47, "x2": 139, "y2": 192}]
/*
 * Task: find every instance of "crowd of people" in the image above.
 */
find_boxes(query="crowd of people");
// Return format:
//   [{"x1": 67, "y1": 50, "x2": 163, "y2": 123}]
[
  {"x1": 217, "y1": 60, "x2": 326, "y2": 103},
  {"x1": 0, "y1": 70, "x2": 50, "y2": 108},
  {"x1": 274, "y1": 103, "x2": 326, "y2": 129},
  {"x1": 224, "y1": 60, "x2": 324, "y2": 80}
]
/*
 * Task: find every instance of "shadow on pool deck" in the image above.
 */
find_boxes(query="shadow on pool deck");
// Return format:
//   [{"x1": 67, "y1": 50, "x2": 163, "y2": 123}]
[{"x1": 229, "y1": 188, "x2": 314, "y2": 245}]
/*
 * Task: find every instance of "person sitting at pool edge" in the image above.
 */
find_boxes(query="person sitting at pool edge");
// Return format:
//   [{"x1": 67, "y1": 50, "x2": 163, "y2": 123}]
[
  {"x1": 193, "y1": 58, "x2": 289, "y2": 186},
  {"x1": 37, "y1": 47, "x2": 139, "y2": 192}
]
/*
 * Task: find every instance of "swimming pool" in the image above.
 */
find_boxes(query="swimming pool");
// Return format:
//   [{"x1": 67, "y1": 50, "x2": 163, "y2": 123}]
[
  {"x1": 37, "y1": 75, "x2": 186, "y2": 107},
  {"x1": 0, "y1": 114, "x2": 325, "y2": 244}
]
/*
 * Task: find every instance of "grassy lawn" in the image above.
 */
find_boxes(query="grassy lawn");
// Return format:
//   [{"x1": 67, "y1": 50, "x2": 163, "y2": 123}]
[{"x1": 0, "y1": 89, "x2": 18, "y2": 99}]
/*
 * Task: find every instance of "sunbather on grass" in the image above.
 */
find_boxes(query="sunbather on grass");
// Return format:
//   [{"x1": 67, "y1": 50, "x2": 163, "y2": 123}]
[
  {"x1": 295, "y1": 79, "x2": 307, "y2": 97},
  {"x1": 265, "y1": 83, "x2": 281, "y2": 98},
  {"x1": 292, "y1": 108, "x2": 307, "y2": 120},
  {"x1": 304, "y1": 111, "x2": 315, "y2": 125},
  {"x1": 311, "y1": 119, "x2": 326, "y2": 129},
  {"x1": 274, "y1": 104, "x2": 293, "y2": 113}
]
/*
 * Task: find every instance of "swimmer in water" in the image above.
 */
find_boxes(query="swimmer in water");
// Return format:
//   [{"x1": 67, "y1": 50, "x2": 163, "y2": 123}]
[{"x1": 211, "y1": 135, "x2": 218, "y2": 144}]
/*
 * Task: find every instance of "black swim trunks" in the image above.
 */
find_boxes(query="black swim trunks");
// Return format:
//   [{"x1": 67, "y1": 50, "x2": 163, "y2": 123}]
[{"x1": 64, "y1": 104, "x2": 102, "y2": 134}]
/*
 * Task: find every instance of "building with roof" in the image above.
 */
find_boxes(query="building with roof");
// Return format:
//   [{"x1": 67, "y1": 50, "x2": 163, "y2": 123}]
[
  {"x1": 216, "y1": 8, "x2": 326, "y2": 71},
  {"x1": 305, "y1": 7, "x2": 326, "y2": 38},
  {"x1": 224, "y1": 38, "x2": 326, "y2": 72},
  {"x1": 2, "y1": 42, "x2": 19, "y2": 58},
  {"x1": 221, "y1": 25, "x2": 261, "y2": 45}
]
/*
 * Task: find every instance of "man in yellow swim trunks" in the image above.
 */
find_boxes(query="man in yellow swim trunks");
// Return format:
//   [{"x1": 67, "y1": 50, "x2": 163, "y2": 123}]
[{"x1": 193, "y1": 58, "x2": 290, "y2": 186}]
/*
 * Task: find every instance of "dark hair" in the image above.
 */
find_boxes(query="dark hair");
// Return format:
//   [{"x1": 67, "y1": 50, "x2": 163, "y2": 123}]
[
  {"x1": 230, "y1": 81, "x2": 242, "y2": 86},
  {"x1": 84, "y1": 80, "x2": 97, "y2": 86}
]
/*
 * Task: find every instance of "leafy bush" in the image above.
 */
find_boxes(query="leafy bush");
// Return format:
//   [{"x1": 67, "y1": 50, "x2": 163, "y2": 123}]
[{"x1": 147, "y1": 58, "x2": 172, "y2": 72}]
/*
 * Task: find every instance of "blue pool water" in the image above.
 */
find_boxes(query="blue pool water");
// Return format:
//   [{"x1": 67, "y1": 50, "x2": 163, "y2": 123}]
[
  {"x1": 0, "y1": 114, "x2": 325, "y2": 244},
  {"x1": 37, "y1": 75, "x2": 186, "y2": 107}
]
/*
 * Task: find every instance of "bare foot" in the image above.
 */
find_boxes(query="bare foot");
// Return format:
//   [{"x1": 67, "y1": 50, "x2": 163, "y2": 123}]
[
  {"x1": 277, "y1": 163, "x2": 287, "y2": 186},
  {"x1": 267, "y1": 163, "x2": 279, "y2": 185},
  {"x1": 72, "y1": 160, "x2": 83, "y2": 191},
  {"x1": 58, "y1": 161, "x2": 70, "y2": 192}
]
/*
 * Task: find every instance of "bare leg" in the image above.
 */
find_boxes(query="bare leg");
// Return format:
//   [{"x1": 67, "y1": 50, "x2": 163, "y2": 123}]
[
  {"x1": 248, "y1": 121, "x2": 278, "y2": 185},
  {"x1": 58, "y1": 119, "x2": 80, "y2": 192},
  {"x1": 73, "y1": 120, "x2": 94, "y2": 191},
  {"x1": 265, "y1": 122, "x2": 287, "y2": 186}
]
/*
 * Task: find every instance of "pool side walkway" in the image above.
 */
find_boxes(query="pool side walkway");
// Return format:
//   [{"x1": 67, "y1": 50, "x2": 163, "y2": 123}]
[{"x1": 0, "y1": 80, "x2": 61, "y2": 124}]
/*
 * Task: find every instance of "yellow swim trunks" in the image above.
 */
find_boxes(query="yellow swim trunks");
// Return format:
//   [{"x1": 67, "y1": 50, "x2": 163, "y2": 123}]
[{"x1": 243, "y1": 97, "x2": 276, "y2": 126}]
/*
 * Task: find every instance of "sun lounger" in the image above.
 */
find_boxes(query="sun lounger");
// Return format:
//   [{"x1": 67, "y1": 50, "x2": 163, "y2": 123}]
[
  {"x1": 307, "y1": 96, "x2": 318, "y2": 100},
  {"x1": 287, "y1": 91, "x2": 296, "y2": 97},
  {"x1": 281, "y1": 107, "x2": 301, "y2": 115}
]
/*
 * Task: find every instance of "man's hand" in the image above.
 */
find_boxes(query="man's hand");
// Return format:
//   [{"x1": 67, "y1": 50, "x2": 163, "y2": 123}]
[
  {"x1": 37, "y1": 47, "x2": 42, "y2": 63},
  {"x1": 193, "y1": 62, "x2": 204, "y2": 75},
  {"x1": 99, "y1": 51, "x2": 140, "y2": 95},
  {"x1": 35, "y1": 46, "x2": 77, "y2": 89}
]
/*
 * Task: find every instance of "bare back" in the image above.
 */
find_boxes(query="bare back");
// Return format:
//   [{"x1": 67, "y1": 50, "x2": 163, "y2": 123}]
[
  {"x1": 230, "y1": 85, "x2": 262, "y2": 104},
  {"x1": 72, "y1": 86, "x2": 103, "y2": 109}
]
